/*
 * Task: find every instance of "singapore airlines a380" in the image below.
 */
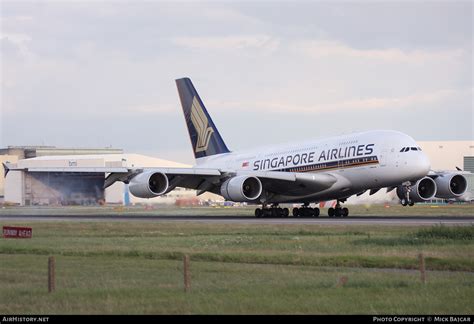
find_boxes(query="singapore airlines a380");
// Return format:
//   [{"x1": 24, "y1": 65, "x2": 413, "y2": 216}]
[{"x1": 4, "y1": 78, "x2": 468, "y2": 218}]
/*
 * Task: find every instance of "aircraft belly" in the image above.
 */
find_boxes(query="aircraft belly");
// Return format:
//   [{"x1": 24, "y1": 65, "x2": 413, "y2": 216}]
[{"x1": 267, "y1": 173, "x2": 353, "y2": 203}]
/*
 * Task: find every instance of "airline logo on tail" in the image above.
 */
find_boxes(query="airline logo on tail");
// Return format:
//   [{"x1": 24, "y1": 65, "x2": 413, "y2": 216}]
[{"x1": 191, "y1": 96, "x2": 214, "y2": 152}]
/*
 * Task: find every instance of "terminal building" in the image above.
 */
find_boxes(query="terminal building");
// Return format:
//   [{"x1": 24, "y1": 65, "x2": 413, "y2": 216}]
[{"x1": 1, "y1": 141, "x2": 473, "y2": 206}]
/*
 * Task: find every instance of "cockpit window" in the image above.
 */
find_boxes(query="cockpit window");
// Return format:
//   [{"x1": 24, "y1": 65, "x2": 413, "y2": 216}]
[
  {"x1": 418, "y1": 147, "x2": 422, "y2": 151},
  {"x1": 401, "y1": 147, "x2": 420, "y2": 152}
]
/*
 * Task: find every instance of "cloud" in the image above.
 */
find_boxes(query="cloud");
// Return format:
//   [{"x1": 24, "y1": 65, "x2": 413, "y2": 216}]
[
  {"x1": 200, "y1": 7, "x2": 263, "y2": 27},
  {"x1": 1, "y1": 32, "x2": 34, "y2": 60},
  {"x1": 171, "y1": 34, "x2": 280, "y2": 53},
  {"x1": 294, "y1": 40, "x2": 466, "y2": 63},
  {"x1": 208, "y1": 88, "x2": 472, "y2": 114},
  {"x1": 1, "y1": 1, "x2": 471, "y2": 152},
  {"x1": 124, "y1": 104, "x2": 176, "y2": 115}
]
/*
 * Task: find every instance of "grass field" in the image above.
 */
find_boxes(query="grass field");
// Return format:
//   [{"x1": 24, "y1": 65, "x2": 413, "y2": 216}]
[{"x1": 1, "y1": 213, "x2": 473, "y2": 314}]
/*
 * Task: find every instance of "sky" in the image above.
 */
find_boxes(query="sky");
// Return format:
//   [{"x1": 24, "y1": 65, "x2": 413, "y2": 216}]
[{"x1": 1, "y1": 0, "x2": 472, "y2": 164}]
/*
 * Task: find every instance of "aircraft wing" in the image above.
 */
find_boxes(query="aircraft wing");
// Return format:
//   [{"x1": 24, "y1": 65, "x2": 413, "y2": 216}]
[
  {"x1": 4, "y1": 162, "x2": 337, "y2": 197},
  {"x1": 105, "y1": 168, "x2": 338, "y2": 197}
]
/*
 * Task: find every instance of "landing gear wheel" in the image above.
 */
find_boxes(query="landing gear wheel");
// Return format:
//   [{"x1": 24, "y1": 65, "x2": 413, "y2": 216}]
[
  {"x1": 283, "y1": 208, "x2": 289, "y2": 217},
  {"x1": 408, "y1": 201, "x2": 415, "y2": 207},
  {"x1": 401, "y1": 199, "x2": 408, "y2": 206},
  {"x1": 334, "y1": 208, "x2": 342, "y2": 217},
  {"x1": 314, "y1": 208, "x2": 320, "y2": 217},
  {"x1": 342, "y1": 207, "x2": 349, "y2": 217},
  {"x1": 328, "y1": 207, "x2": 335, "y2": 217},
  {"x1": 255, "y1": 208, "x2": 262, "y2": 218},
  {"x1": 292, "y1": 208, "x2": 300, "y2": 217}
]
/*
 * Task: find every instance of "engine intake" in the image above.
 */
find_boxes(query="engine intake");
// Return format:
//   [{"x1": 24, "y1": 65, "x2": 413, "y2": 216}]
[
  {"x1": 397, "y1": 176, "x2": 437, "y2": 202},
  {"x1": 434, "y1": 174, "x2": 468, "y2": 199},
  {"x1": 220, "y1": 176, "x2": 262, "y2": 202},
  {"x1": 129, "y1": 171, "x2": 169, "y2": 198}
]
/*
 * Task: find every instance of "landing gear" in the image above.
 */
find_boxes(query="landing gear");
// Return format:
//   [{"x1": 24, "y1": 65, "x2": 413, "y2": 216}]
[
  {"x1": 255, "y1": 204, "x2": 289, "y2": 218},
  {"x1": 400, "y1": 184, "x2": 415, "y2": 207},
  {"x1": 292, "y1": 203, "x2": 320, "y2": 218},
  {"x1": 328, "y1": 201, "x2": 349, "y2": 217}
]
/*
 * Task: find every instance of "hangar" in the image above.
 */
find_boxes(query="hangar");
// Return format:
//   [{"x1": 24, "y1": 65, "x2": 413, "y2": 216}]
[
  {"x1": 1, "y1": 141, "x2": 473, "y2": 206},
  {"x1": 0, "y1": 146, "x2": 204, "y2": 206},
  {"x1": 1, "y1": 146, "x2": 121, "y2": 205}
]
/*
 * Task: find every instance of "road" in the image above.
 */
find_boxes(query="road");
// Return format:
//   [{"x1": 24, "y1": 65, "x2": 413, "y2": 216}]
[{"x1": 0, "y1": 214, "x2": 473, "y2": 225}]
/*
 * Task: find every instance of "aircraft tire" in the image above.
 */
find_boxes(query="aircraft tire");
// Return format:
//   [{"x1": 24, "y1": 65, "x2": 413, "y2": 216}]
[
  {"x1": 293, "y1": 208, "x2": 299, "y2": 217},
  {"x1": 342, "y1": 207, "x2": 349, "y2": 217},
  {"x1": 328, "y1": 207, "x2": 335, "y2": 217}
]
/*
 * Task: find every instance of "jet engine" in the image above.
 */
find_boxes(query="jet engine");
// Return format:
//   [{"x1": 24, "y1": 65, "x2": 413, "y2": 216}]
[
  {"x1": 396, "y1": 176, "x2": 437, "y2": 202},
  {"x1": 220, "y1": 176, "x2": 262, "y2": 202},
  {"x1": 129, "y1": 171, "x2": 169, "y2": 198},
  {"x1": 433, "y1": 173, "x2": 468, "y2": 199}
]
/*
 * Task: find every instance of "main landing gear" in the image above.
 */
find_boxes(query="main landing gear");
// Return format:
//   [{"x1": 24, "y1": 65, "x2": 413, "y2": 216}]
[
  {"x1": 255, "y1": 204, "x2": 290, "y2": 218},
  {"x1": 292, "y1": 203, "x2": 320, "y2": 218},
  {"x1": 327, "y1": 201, "x2": 349, "y2": 218},
  {"x1": 254, "y1": 202, "x2": 350, "y2": 218}
]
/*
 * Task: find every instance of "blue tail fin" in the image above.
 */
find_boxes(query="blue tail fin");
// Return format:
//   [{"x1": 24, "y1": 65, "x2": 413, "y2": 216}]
[{"x1": 175, "y1": 78, "x2": 230, "y2": 159}]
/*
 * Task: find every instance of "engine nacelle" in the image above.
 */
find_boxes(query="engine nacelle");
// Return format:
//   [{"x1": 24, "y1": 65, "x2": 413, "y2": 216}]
[
  {"x1": 396, "y1": 176, "x2": 437, "y2": 202},
  {"x1": 220, "y1": 176, "x2": 262, "y2": 202},
  {"x1": 434, "y1": 173, "x2": 468, "y2": 199},
  {"x1": 129, "y1": 171, "x2": 169, "y2": 198}
]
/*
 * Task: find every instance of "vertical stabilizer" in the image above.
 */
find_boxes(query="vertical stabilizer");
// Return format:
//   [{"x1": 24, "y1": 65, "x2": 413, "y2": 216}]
[{"x1": 175, "y1": 78, "x2": 230, "y2": 159}]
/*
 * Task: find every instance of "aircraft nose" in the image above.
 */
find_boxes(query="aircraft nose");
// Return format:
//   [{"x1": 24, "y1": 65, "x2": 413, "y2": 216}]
[{"x1": 418, "y1": 152, "x2": 431, "y2": 175}]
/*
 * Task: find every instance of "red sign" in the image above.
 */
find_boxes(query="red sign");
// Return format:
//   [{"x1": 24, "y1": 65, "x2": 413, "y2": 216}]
[{"x1": 3, "y1": 226, "x2": 32, "y2": 239}]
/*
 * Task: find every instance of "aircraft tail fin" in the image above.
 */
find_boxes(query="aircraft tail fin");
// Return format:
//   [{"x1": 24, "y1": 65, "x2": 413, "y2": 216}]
[
  {"x1": 175, "y1": 77, "x2": 230, "y2": 160},
  {"x1": 2, "y1": 162, "x2": 10, "y2": 177}
]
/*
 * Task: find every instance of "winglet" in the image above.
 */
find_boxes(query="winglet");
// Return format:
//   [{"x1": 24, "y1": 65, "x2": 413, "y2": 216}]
[{"x1": 2, "y1": 162, "x2": 10, "y2": 177}]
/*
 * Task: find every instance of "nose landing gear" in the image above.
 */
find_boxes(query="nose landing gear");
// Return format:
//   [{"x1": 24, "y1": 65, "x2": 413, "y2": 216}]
[
  {"x1": 400, "y1": 184, "x2": 415, "y2": 207},
  {"x1": 400, "y1": 198, "x2": 415, "y2": 206}
]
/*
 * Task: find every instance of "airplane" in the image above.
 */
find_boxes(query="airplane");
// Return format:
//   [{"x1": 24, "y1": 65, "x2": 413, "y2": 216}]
[{"x1": 3, "y1": 78, "x2": 469, "y2": 217}]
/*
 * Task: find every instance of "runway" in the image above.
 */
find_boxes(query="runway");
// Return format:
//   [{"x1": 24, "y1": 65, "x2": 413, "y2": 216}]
[{"x1": 1, "y1": 214, "x2": 473, "y2": 225}]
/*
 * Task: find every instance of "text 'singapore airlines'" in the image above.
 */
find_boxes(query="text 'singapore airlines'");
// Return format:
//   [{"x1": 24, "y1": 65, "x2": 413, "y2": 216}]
[{"x1": 252, "y1": 144, "x2": 376, "y2": 172}]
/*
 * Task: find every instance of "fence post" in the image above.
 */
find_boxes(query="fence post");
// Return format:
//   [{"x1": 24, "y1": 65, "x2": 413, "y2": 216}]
[
  {"x1": 418, "y1": 253, "x2": 426, "y2": 284},
  {"x1": 48, "y1": 256, "x2": 55, "y2": 293},
  {"x1": 183, "y1": 255, "x2": 191, "y2": 292},
  {"x1": 336, "y1": 276, "x2": 348, "y2": 288}
]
